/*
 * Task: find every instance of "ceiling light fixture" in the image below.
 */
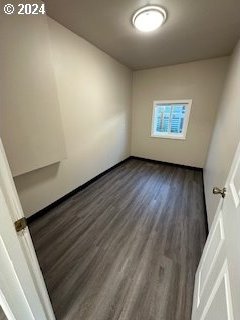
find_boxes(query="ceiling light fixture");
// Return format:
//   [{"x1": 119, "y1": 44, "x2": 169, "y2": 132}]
[{"x1": 132, "y1": 5, "x2": 167, "y2": 32}]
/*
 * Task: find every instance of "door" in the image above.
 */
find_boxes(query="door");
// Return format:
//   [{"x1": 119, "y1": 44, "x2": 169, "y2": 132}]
[
  {"x1": 192, "y1": 141, "x2": 240, "y2": 319},
  {"x1": 0, "y1": 139, "x2": 55, "y2": 320}
]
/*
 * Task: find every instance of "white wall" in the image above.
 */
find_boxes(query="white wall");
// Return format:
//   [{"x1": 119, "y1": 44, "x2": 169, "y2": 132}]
[
  {"x1": 14, "y1": 18, "x2": 132, "y2": 217},
  {"x1": 131, "y1": 58, "x2": 229, "y2": 168},
  {"x1": 204, "y1": 41, "x2": 240, "y2": 226},
  {"x1": 0, "y1": 1, "x2": 66, "y2": 177}
]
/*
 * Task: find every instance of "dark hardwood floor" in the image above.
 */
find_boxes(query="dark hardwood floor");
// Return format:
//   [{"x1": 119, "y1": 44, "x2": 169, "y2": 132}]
[
  {"x1": 0, "y1": 307, "x2": 7, "y2": 320},
  {"x1": 29, "y1": 159, "x2": 207, "y2": 320}
]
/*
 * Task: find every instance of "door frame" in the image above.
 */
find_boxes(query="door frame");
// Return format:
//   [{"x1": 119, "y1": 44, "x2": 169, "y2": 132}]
[{"x1": 0, "y1": 138, "x2": 55, "y2": 320}]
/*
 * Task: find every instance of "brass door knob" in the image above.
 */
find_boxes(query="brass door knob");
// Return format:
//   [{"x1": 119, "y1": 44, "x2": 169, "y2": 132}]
[{"x1": 213, "y1": 187, "x2": 226, "y2": 198}]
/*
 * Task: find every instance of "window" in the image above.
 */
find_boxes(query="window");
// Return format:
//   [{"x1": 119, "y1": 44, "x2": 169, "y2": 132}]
[{"x1": 151, "y1": 100, "x2": 192, "y2": 139}]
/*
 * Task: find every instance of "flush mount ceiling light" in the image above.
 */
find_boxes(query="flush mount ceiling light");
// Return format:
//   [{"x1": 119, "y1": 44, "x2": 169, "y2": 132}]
[{"x1": 132, "y1": 5, "x2": 167, "y2": 32}]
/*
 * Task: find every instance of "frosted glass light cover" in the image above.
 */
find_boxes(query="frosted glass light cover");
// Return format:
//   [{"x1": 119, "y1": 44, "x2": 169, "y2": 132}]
[{"x1": 133, "y1": 6, "x2": 167, "y2": 32}]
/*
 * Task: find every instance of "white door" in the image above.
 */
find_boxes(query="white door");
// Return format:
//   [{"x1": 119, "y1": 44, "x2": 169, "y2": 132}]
[
  {"x1": 0, "y1": 139, "x2": 55, "y2": 320},
  {"x1": 192, "y1": 141, "x2": 240, "y2": 320}
]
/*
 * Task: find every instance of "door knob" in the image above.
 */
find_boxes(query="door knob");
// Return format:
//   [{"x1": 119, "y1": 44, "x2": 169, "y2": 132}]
[{"x1": 213, "y1": 187, "x2": 226, "y2": 198}]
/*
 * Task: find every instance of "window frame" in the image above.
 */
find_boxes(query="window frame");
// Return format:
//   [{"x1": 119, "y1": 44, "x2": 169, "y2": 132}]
[{"x1": 151, "y1": 99, "x2": 192, "y2": 140}]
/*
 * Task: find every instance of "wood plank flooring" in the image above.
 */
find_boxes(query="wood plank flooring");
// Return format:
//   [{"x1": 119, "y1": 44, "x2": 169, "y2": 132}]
[
  {"x1": 29, "y1": 159, "x2": 207, "y2": 320},
  {"x1": 0, "y1": 307, "x2": 7, "y2": 320}
]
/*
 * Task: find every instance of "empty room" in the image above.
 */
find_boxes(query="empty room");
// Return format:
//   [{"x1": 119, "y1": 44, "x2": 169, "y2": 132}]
[{"x1": 0, "y1": 0, "x2": 240, "y2": 319}]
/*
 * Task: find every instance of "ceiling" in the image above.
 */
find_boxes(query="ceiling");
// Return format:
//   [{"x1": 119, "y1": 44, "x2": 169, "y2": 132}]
[{"x1": 44, "y1": 0, "x2": 240, "y2": 70}]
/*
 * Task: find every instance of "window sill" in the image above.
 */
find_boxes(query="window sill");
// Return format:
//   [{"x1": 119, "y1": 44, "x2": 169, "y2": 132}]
[{"x1": 150, "y1": 134, "x2": 186, "y2": 140}]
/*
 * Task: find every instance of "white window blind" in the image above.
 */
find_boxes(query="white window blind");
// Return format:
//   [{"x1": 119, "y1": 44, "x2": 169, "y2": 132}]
[{"x1": 151, "y1": 100, "x2": 192, "y2": 139}]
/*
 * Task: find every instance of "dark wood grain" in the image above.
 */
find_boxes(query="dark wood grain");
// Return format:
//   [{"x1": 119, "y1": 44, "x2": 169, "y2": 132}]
[
  {"x1": 0, "y1": 307, "x2": 7, "y2": 320},
  {"x1": 29, "y1": 159, "x2": 207, "y2": 320}
]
